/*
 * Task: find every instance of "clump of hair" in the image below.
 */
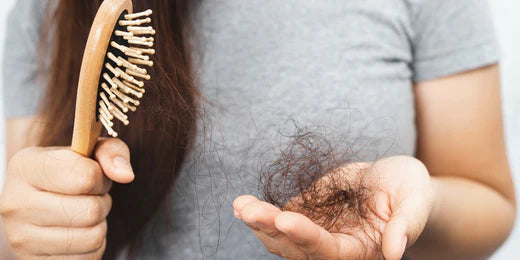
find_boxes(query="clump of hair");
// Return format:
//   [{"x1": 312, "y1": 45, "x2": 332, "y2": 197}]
[{"x1": 260, "y1": 125, "x2": 382, "y2": 253}]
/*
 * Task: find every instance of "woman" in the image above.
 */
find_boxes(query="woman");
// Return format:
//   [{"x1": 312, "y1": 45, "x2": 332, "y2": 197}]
[{"x1": 0, "y1": 0, "x2": 515, "y2": 259}]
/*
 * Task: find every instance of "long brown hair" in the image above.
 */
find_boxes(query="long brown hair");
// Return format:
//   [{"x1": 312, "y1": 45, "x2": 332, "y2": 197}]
[{"x1": 38, "y1": 0, "x2": 199, "y2": 258}]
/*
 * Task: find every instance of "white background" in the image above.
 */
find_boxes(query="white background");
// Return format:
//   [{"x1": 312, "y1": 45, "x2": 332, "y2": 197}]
[
  {"x1": 489, "y1": 1, "x2": 519, "y2": 259},
  {"x1": 0, "y1": 0, "x2": 518, "y2": 258}
]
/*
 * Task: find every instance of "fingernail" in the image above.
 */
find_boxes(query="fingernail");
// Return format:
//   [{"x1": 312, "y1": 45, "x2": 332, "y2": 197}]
[
  {"x1": 234, "y1": 209, "x2": 241, "y2": 219},
  {"x1": 277, "y1": 224, "x2": 292, "y2": 236},
  {"x1": 113, "y1": 156, "x2": 134, "y2": 176},
  {"x1": 401, "y1": 236, "x2": 408, "y2": 256}
]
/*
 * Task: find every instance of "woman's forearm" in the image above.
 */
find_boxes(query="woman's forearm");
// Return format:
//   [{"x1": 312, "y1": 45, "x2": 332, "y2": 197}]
[{"x1": 406, "y1": 176, "x2": 516, "y2": 260}]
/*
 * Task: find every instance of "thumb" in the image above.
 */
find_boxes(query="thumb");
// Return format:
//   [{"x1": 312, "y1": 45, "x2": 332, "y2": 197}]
[
  {"x1": 94, "y1": 138, "x2": 135, "y2": 184},
  {"x1": 381, "y1": 197, "x2": 431, "y2": 260}
]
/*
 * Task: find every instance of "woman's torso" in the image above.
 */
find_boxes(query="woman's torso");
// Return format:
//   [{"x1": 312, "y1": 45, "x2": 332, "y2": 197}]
[
  {"x1": 3, "y1": 0, "x2": 498, "y2": 259},
  {"x1": 139, "y1": 1, "x2": 416, "y2": 259}
]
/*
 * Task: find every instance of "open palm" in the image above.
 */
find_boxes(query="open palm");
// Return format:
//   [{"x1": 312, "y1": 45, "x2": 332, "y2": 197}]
[{"x1": 233, "y1": 156, "x2": 434, "y2": 260}]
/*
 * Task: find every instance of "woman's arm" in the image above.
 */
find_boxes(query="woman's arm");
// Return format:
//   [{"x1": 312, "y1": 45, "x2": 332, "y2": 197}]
[
  {"x1": 407, "y1": 64, "x2": 516, "y2": 259},
  {"x1": 233, "y1": 64, "x2": 515, "y2": 260}
]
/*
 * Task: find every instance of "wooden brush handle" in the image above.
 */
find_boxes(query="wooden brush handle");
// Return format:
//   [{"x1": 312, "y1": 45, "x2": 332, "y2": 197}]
[{"x1": 71, "y1": 0, "x2": 133, "y2": 157}]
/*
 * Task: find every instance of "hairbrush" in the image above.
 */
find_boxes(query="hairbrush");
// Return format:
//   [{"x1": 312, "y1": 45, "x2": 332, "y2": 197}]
[{"x1": 70, "y1": 0, "x2": 156, "y2": 156}]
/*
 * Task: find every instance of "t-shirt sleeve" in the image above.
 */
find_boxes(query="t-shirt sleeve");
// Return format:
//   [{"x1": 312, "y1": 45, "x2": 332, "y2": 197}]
[
  {"x1": 409, "y1": 0, "x2": 499, "y2": 83},
  {"x1": 2, "y1": 0, "x2": 46, "y2": 118}
]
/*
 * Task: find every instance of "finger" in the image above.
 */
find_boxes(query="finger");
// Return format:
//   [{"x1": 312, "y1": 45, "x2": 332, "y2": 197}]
[
  {"x1": 9, "y1": 221, "x2": 107, "y2": 256},
  {"x1": 39, "y1": 240, "x2": 106, "y2": 260},
  {"x1": 14, "y1": 192, "x2": 111, "y2": 228},
  {"x1": 240, "y1": 201, "x2": 306, "y2": 259},
  {"x1": 94, "y1": 138, "x2": 134, "y2": 184},
  {"x1": 232, "y1": 195, "x2": 260, "y2": 219},
  {"x1": 382, "y1": 197, "x2": 430, "y2": 260},
  {"x1": 234, "y1": 196, "x2": 284, "y2": 255},
  {"x1": 56, "y1": 240, "x2": 106, "y2": 260},
  {"x1": 15, "y1": 246, "x2": 106, "y2": 260},
  {"x1": 241, "y1": 201, "x2": 282, "y2": 235},
  {"x1": 275, "y1": 211, "x2": 342, "y2": 259},
  {"x1": 13, "y1": 147, "x2": 112, "y2": 195}
]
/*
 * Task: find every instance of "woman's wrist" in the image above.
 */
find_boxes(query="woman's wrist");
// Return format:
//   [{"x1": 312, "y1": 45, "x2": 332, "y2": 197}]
[
  {"x1": 406, "y1": 174, "x2": 516, "y2": 259},
  {"x1": 403, "y1": 165, "x2": 439, "y2": 259}
]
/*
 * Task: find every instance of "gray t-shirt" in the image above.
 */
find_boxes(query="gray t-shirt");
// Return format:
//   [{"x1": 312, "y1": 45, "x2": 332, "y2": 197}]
[{"x1": 3, "y1": 0, "x2": 498, "y2": 259}]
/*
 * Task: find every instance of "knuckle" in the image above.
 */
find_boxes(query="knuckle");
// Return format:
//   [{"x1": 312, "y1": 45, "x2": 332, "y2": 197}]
[
  {"x1": 86, "y1": 221, "x2": 107, "y2": 251},
  {"x1": 104, "y1": 194, "x2": 113, "y2": 212},
  {"x1": 0, "y1": 200, "x2": 16, "y2": 217},
  {"x1": 75, "y1": 159, "x2": 102, "y2": 194},
  {"x1": 0, "y1": 192, "x2": 26, "y2": 218},
  {"x1": 99, "y1": 138, "x2": 129, "y2": 156},
  {"x1": 95, "y1": 239, "x2": 107, "y2": 259},
  {"x1": 85, "y1": 197, "x2": 106, "y2": 225},
  {"x1": 80, "y1": 241, "x2": 106, "y2": 260},
  {"x1": 8, "y1": 147, "x2": 39, "y2": 172},
  {"x1": 77, "y1": 174, "x2": 96, "y2": 195},
  {"x1": 7, "y1": 233, "x2": 27, "y2": 249}
]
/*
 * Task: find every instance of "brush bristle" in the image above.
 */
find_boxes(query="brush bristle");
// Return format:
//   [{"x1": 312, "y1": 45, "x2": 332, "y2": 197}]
[{"x1": 98, "y1": 9, "x2": 155, "y2": 138}]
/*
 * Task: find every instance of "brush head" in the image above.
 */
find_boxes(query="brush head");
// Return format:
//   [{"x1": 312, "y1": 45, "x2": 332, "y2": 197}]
[{"x1": 97, "y1": 9, "x2": 156, "y2": 138}]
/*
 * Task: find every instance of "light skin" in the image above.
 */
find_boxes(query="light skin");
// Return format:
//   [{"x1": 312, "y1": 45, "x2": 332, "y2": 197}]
[
  {"x1": 0, "y1": 64, "x2": 515, "y2": 259},
  {"x1": 0, "y1": 138, "x2": 135, "y2": 259}
]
